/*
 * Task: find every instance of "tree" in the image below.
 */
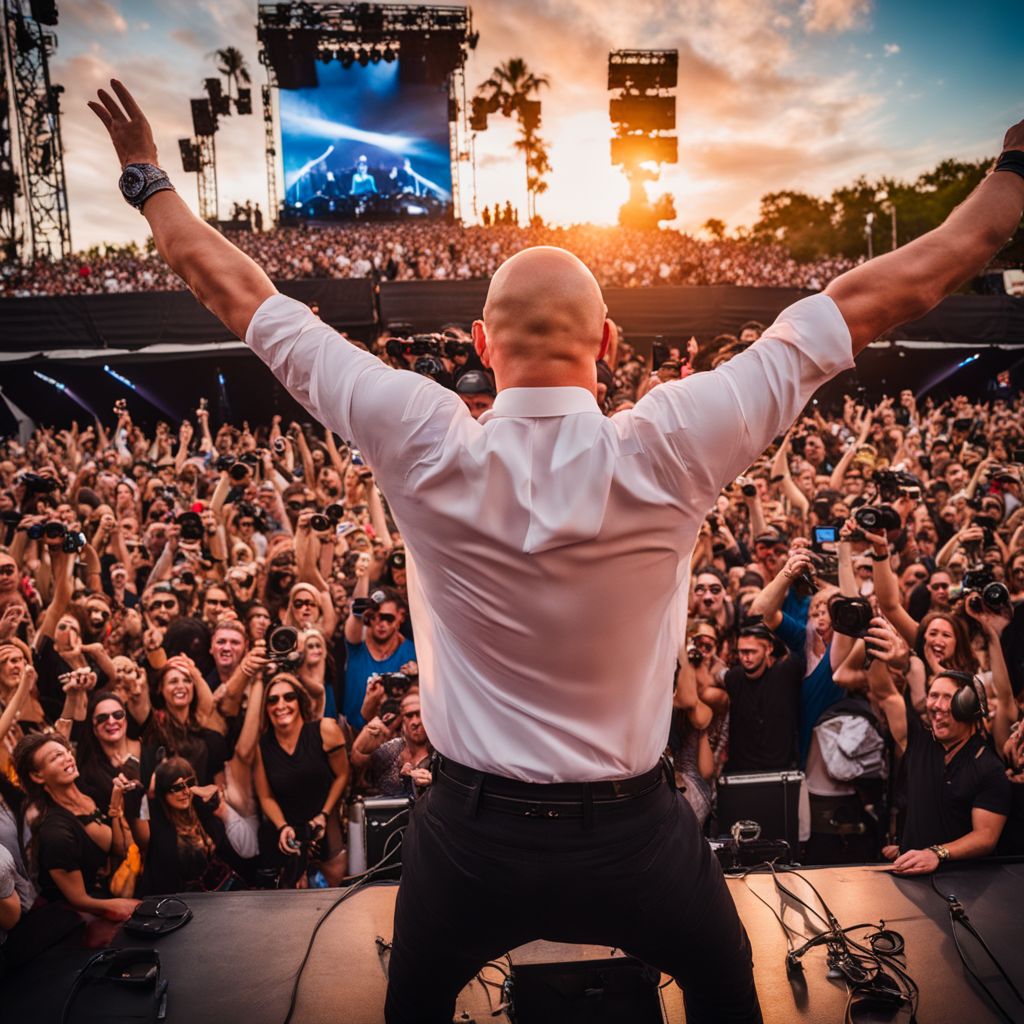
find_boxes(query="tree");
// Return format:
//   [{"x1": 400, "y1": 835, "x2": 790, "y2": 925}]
[
  {"x1": 477, "y1": 58, "x2": 550, "y2": 222},
  {"x1": 702, "y1": 218, "x2": 727, "y2": 241},
  {"x1": 210, "y1": 46, "x2": 251, "y2": 102},
  {"x1": 752, "y1": 190, "x2": 833, "y2": 261}
]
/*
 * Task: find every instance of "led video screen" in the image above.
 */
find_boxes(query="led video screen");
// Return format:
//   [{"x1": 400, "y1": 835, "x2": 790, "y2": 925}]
[{"x1": 280, "y1": 62, "x2": 453, "y2": 221}]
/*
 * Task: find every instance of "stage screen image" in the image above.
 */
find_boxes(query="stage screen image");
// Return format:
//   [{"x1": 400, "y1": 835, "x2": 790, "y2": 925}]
[{"x1": 280, "y1": 62, "x2": 453, "y2": 221}]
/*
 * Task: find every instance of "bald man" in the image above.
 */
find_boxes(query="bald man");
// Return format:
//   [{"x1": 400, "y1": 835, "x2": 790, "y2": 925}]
[{"x1": 91, "y1": 84, "x2": 1024, "y2": 1023}]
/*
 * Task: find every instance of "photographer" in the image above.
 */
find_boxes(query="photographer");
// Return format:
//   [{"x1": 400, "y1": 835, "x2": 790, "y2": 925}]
[
  {"x1": 343, "y1": 565, "x2": 416, "y2": 730},
  {"x1": 253, "y1": 674, "x2": 350, "y2": 886},
  {"x1": 865, "y1": 617, "x2": 1010, "y2": 873},
  {"x1": 352, "y1": 690, "x2": 432, "y2": 798}
]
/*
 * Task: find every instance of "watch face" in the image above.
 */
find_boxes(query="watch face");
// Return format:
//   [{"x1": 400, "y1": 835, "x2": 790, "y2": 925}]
[{"x1": 121, "y1": 166, "x2": 147, "y2": 199}]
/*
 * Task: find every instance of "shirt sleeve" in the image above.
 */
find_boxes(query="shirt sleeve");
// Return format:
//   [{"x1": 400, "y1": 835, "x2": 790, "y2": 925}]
[
  {"x1": 972, "y1": 760, "x2": 1012, "y2": 818},
  {"x1": 245, "y1": 294, "x2": 465, "y2": 481},
  {"x1": 0, "y1": 845, "x2": 15, "y2": 900},
  {"x1": 38, "y1": 814, "x2": 80, "y2": 875},
  {"x1": 629, "y1": 294, "x2": 854, "y2": 504},
  {"x1": 774, "y1": 612, "x2": 808, "y2": 656}
]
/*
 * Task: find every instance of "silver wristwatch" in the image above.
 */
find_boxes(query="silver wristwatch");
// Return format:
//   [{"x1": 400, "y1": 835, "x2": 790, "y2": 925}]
[{"x1": 118, "y1": 163, "x2": 175, "y2": 212}]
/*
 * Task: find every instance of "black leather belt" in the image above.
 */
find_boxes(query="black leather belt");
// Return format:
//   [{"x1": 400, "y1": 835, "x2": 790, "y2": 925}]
[{"x1": 434, "y1": 755, "x2": 668, "y2": 819}]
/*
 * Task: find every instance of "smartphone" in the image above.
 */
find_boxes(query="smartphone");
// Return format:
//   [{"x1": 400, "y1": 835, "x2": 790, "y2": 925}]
[{"x1": 651, "y1": 338, "x2": 669, "y2": 372}]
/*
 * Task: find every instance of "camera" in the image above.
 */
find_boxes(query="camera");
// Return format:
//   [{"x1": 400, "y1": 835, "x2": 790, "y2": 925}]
[
  {"x1": 325, "y1": 503, "x2": 345, "y2": 524},
  {"x1": 215, "y1": 454, "x2": 236, "y2": 473},
  {"x1": 829, "y1": 596, "x2": 873, "y2": 639},
  {"x1": 377, "y1": 672, "x2": 414, "y2": 718},
  {"x1": 741, "y1": 482, "x2": 757, "y2": 498},
  {"x1": 812, "y1": 525, "x2": 838, "y2": 549},
  {"x1": 265, "y1": 625, "x2": 302, "y2": 669},
  {"x1": 62, "y1": 529, "x2": 87, "y2": 554},
  {"x1": 686, "y1": 645, "x2": 703, "y2": 667},
  {"x1": 309, "y1": 513, "x2": 331, "y2": 533},
  {"x1": 854, "y1": 505, "x2": 901, "y2": 533},
  {"x1": 176, "y1": 511, "x2": 204, "y2": 542},
  {"x1": 272, "y1": 436, "x2": 287, "y2": 455},
  {"x1": 28, "y1": 520, "x2": 66, "y2": 541},
  {"x1": 873, "y1": 469, "x2": 922, "y2": 504},
  {"x1": 444, "y1": 338, "x2": 472, "y2": 359},
  {"x1": 19, "y1": 472, "x2": 59, "y2": 494},
  {"x1": 961, "y1": 568, "x2": 1010, "y2": 614}
]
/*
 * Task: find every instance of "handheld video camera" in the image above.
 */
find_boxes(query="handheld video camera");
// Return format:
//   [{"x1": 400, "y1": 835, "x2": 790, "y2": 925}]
[
  {"x1": 961, "y1": 568, "x2": 1010, "y2": 615},
  {"x1": 265, "y1": 625, "x2": 302, "y2": 670}
]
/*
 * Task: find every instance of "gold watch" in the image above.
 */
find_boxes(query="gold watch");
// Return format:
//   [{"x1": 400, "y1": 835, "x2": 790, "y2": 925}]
[{"x1": 929, "y1": 844, "x2": 950, "y2": 862}]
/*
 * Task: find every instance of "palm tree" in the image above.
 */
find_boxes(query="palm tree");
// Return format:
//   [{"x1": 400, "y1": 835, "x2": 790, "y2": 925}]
[
  {"x1": 210, "y1": 46, "x2": 251, "y2": 103},
  {"x1": 477, "y1": 58, "x2": 550, "y2": 222}
]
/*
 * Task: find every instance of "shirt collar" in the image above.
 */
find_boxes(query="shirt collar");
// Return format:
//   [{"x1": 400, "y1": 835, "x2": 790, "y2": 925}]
[{"x1": 479, "y1": 387, "x2": 600, "y2": 423}]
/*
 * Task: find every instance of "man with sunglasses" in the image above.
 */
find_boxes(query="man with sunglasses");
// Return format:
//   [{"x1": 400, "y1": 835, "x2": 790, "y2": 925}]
[{"x1": 342, "y1": 587, "x2": 416, "y2": 731}]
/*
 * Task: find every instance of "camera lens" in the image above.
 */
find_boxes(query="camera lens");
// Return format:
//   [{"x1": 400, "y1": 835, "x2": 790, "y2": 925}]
[
  {"x1": 44, "y1": 521, "x2": 66, "y2": 539},
  {"x1": 982, "y1": 581, "x2": 1010, "y2": 610},
  {"x1": 309, "y1": 513, "x2": 330, "y2": 533},
  {"x1": 325, "y1": 503, "x2": 345, "y2": 524},
  {"x1": 272, "y1": 437, "x2": 286, "y2": 454},
  {"x1": 229, "y1": 462, "x2": 249, "y2": 482},
  {"x1": 268, "y1": 625, "x2": 298, "y2": 656}
]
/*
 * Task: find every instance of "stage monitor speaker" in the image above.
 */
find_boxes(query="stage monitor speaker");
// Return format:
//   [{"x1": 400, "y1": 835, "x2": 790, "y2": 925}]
[
  {"x1": 715, "y1": 770, "x2": 803, "y2": 854},
  {"x1": 511, "y1": 957, "x2": 665, "y2": 1023},
  {"x1": 364, "y1": 797, "x2": 411, "y2": 881}
]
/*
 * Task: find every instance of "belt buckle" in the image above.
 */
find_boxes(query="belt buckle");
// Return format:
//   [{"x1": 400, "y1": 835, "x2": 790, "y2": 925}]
[{"x1": 612, "y1": 780, "x2": 626, "y2": 798}]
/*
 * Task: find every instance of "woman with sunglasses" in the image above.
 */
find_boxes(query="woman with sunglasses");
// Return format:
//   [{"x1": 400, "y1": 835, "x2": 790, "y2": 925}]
[
  {"x1": 12, "y1": 732, "x2": 138, "y2": 921},
  {"x1": 77, "y1": 691, "x2": 148, "y2": 845},
  {"x1": 254, "y1": 674, "x2": 350, "y2": 886},
  {"x1": 140, "y1": 756, "x2": 253, "y2": 895}
]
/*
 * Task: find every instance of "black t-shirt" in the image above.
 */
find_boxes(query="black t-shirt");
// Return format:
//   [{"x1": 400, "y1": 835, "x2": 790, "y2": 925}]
[
  {"x1": 32, "y1": 635, "x2": 102, "y2": 724},
  {"x1": 37, "y1": 805, "x2": 110, "y2": 902},
  {"x1": 901, "y1": 701, "x2": 1012, "y2": 852},
  {"x1": 724, "y1": 654, "x2": 804, "y2": 773}
]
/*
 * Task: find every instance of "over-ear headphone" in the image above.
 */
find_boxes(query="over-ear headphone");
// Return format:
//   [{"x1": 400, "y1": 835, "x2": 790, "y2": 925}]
[{"x1": 938, "y1": 670, "x2": 988, "y2": 723}]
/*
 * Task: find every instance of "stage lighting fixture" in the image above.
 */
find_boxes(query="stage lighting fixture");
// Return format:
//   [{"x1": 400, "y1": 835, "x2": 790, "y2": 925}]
[
  {"x1": 103, "y1": 364, "x2": 136, "y2": 390},
  {"x1": 191, "y1": 98, "x2": 216, "y2": 137},
  {"x1": 33, "y1": 370, "x2": 65, "y2": 392},
  {"x1": 179, "y1": 138, "x2": 200, "y2": 173},
  {"x1": 235, "y1": 88, "x2": 252, "y2": 115},
  {"x1": 357, "y1": 48, "x2": 370, "y2": 67}
]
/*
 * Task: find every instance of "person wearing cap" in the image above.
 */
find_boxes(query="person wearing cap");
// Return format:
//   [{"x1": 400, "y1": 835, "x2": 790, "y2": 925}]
[
  {"x1": 89, "y1": 81, "x2": 1024, "y2": 1024},
  {"x1": 454, "y1": 369, "x2": 495, "y2": 420},
  {"x1": 723, "y1": 622, "x2": 804, "y2": 774}
]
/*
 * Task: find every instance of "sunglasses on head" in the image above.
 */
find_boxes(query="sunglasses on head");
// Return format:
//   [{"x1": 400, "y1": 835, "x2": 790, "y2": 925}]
[
  {"x1": 167, "y1": 776, "x2": 197, "y2": 795},
  {"x1": 93, "y1": 708, "x2": 126, "y2": 726},
  {"x1": 267, "y1": 690, "x2": 299, "y2": 707}
]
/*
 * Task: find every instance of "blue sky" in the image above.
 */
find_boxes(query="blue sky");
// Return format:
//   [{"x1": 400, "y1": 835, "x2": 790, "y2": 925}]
[{"x1": 47, "y1": 0, "x2": 1024, "y2": 248}]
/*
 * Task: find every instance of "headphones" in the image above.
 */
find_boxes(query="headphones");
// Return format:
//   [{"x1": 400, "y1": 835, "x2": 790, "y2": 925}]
[{"x1": 938, "y1": 670, "x2": 988, "y2": 723}]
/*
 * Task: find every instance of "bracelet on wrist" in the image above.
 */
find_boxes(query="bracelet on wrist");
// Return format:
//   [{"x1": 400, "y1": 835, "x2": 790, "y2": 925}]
[
  {"x1": 994, "y1": 150, "x2": 1024, "y2": 183},
  {"x1": 870, "y1": 551, "x2": 889, "y2": 562},
  {"x1": 277, "y1": 822, "x2": 289, "y2": 834}
]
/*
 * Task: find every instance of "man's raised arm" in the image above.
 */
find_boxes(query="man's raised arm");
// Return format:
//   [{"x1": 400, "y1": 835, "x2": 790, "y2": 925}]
[
  {"x1": 826, "y1": 120, "x2": 1024, "y2": 355},
  {"x1": 89, "y1": 80, "x2": 275, "y2": 339}
]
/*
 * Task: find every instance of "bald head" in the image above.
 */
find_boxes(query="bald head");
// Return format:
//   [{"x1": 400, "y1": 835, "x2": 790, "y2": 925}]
[{"x1": 473, "y1": 247, "x2": 609, "y2": 392}]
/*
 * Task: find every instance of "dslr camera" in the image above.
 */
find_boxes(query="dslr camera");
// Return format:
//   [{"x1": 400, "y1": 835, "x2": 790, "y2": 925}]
[
  {"x1": 961, "y1": 568, "x2": 1010, "y2": 615},
  {"x1": 265, "y1": 625, "x2": 303, "y2": 670},
  {"x1": 376, "y1": 672, "x2": 414, "y2": 718}
]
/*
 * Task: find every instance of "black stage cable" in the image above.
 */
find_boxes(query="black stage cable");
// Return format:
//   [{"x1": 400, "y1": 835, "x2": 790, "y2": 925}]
[
  {"x1": 741, "y1": 862, "x2": 919, "y2": 1023},
  {"x1": 930, "y1": 875, "x2": 1024, "y2": 1024},
  {"x1": 282, "y1": 827, "x2": 406, "y2": 1024}
]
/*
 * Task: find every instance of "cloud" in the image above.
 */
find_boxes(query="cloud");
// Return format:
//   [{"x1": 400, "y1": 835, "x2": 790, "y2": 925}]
[
  {"x1": 883, "y1": 43, "x2": 901, "y2": 57},
  {"x1": 170, "y1": 29, "x2": 205, "y2": 51},
  {"x1": 800, "y1": 0, "x2": 872, "y2": 34},
  {"x1": 62, "y1": 0, "x2": 127, "y2": 34}
]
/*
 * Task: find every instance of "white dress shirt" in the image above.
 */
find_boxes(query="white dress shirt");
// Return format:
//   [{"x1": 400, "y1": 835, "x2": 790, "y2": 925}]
[{"x1": 247, "y1": 293, "x2": 853, "y2": 781}]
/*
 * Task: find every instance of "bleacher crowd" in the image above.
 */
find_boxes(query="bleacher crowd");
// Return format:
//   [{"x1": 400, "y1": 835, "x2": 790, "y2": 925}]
[
  {"x1": 0, "y1": 316, "x2": 1023, "y2": 949},
  {"x1": 0, "y1": 222, "x2": 858, "y2": 297}
]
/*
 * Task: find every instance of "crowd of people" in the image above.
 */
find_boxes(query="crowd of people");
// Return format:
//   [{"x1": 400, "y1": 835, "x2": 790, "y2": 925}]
[
  {"x1": 0, "y1": 222, "x2": 858, "y2": 297},
  {"x1": 0, "y1": 316, "x2": 1022, "y2": 952}
]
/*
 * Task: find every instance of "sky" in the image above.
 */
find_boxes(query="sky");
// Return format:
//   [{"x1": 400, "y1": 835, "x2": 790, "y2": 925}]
[{"x1": 40, "y1": 0, "x2": 1024, "y2": 250}]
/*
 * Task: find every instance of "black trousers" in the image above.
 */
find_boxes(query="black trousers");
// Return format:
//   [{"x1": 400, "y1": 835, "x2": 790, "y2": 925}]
[{"x1": 384, "y1": 764, "x2": 763, "y2": 1023}]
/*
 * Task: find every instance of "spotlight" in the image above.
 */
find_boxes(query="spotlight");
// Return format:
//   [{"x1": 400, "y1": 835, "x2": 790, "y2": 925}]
[
  {"x1": 357, "y1": 48, "x2": 369, "y2": 67},
  {"x1": 33, "y1": 370, "x2": 66, "y2": 392},
  {"x1": 103, "y1": 364, "x2": 136, "y2": 390}
]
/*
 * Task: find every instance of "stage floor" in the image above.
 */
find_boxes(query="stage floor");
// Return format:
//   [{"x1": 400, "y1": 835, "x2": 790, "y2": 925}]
[{"x1": 3, "y1": 861, "x2": 1023, "y2": 1023}]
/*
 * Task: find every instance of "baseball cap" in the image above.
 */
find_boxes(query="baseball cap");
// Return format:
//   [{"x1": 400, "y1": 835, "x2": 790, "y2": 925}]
[{"x1": 455, "y1": 370, "x2": 496, "y2": 397}]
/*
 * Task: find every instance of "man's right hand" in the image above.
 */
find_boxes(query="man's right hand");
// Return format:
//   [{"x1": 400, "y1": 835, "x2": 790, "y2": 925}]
[{"x1": 87, "y1": 80, "x2": 158, "y2": 169}]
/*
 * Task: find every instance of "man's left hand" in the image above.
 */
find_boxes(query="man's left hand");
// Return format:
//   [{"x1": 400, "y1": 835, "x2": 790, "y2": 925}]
[
  {"x1": 891, "y1": 848, "x2": 940, "y2": 875},
  {"x1": 87, "y1": 79, "x2": 158, "y2": 169}
]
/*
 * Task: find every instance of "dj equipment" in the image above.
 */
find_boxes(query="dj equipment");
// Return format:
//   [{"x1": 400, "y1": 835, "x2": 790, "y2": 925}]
[
  {"x1": 715, "y1": 770, "x2": 803, "y2": 855},
  {"x1": 509, "y1": 957, "x2": 665, "y2": 1023},
  {"x1": 346, "y1": 797, "x2": 411, "y2": 880}
]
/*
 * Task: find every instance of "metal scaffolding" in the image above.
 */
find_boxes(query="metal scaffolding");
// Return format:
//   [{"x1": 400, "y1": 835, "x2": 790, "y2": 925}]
[
  {"x1": 2, "y1": 0, "x2": 70, "y2": 260},
  {"x1": 262, "y1": 79, "x2": 277, "y2": 225},
  {"x1": 196, "y1": 132, "x2": 218, "y2": 222}
]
